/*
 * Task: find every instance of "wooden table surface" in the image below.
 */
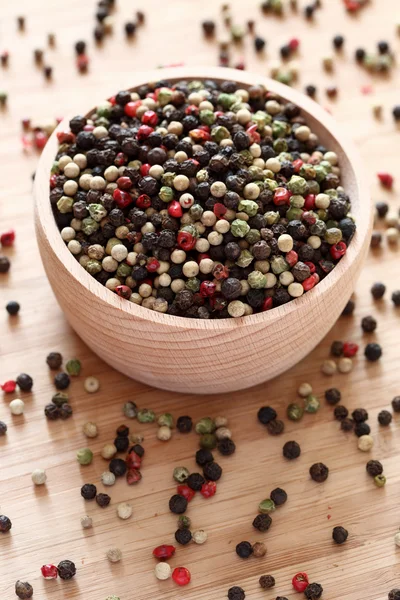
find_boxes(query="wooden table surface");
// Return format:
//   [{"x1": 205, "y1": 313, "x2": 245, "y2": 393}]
[{"x1": 1, "y1": 1, "x2": 399, "y2": 598}]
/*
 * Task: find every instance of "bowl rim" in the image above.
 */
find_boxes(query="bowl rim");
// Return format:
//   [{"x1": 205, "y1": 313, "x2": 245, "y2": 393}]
[{"x1": 34, "y1": 66, "x2": 371, "y2": 331}]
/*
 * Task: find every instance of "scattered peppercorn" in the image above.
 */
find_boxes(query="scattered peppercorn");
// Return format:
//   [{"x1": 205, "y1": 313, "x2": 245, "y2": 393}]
[
  {"x1": 169, "y1": 494, "x2": 188, "y2": 514},
  {"x1": 270, "y1": 487, "x2": 287, "y2": 506},
  {"x1": 342, "y1": 299, "x2": 355, "y2": 315},
  {"x1": 253, "y1": 513, "x2": 272, "y2": 532},
  {"x1": 304, "y1": 583, "x2": 323, "y2": 600},
  {"x1": 332, "y1": 525, "x2": 348, "y2": 544},
  {"x1": 330, "y1": 341, "x2": 344, "y2": 356},
  {"x1": 195, "y1": 449, "x2": 214, "y2": 466},
  {"x1": 325, "y1": 388, "x2": 341, "y2": 405},
  {"x1": 109, "y1": 458, "x2": 127, "y2": 477},
  {"x1": 81, "y1": 483, "x2": 97, "y2": 500},
  {"x1": 378, "y1": 410, "x2": 392, "y2": 426},
  {"x1": 389, "y1": 590, "x2": 400, "y2": 600},
  {"x1": 187, "y1": 472, "x2": 205, "y2": 491},
  {"x1": 236, "y1": 541, "x2": 253, "y2": 559},
  {"x1": 371, "y1": 282, "x2": 386, "y2": 299},
  {"x1": 0, "y1": 256, "x2": 11, "y2": 273},
  {"x1": 354, "y1": 422, "x2": 371, "y2": 437},
  {"x1": 175, "y1": 528, "x2": 192, "y2": 545},
  {"x1": 257, "y1": 406, "x2": 277, "y2": 425},
  {"x1": 341, "y1": 418, "x2": 354, "y2": 432},
  {"x1": 15, "y1": 581, "x2": 33, "y2": 599},
  {"x1": 352, "y1": 408, "x2": 368, "y2": 423},
  {"x1": 0, "y1": 421, "x2": 7, "y2": 436},
  {"x1": 202, "y1": 20, "x2": 215, "y2": 36},
  {"x1": 57, "y1": 560, "x2": 76, "y2": 580},
  {"x1": 309, "y1": 462, "x2": 329, "y2": 482},
  {"x1": 228, "y1": 587, "x2": 246, "y2": 600},
  {"x1": 267, "y1": 419, "x2": 285, "y2": 435},
  {"x1": 0, "y1": 515, "x2": 12, "y2": 532},
  {"x1": 96, "y1": 493, "x2": 111, "y2": 508},
  {"x1": 203, "y1": 461, "x2": 222, "y2": 481},
  {"x1": 366, "y1": 460, "x2": 383, "y2": 477},
  {"x1": 177, "y1": 416, "x2": 193, "y2": 433},
  {"x1": 333, "y1": 34, "x2": 344, "y2": 50},
  {"x1": 283, "y1": 440, "x2": 301, "y2": 459},
  {"x1": 392, "y1": 291, "x2": 400, "y2": 307},
  {"x1": 6, "y1": 301, "x2": 20, "y2": 315},
  {"x1": 392, "y1": 396, "x2": 400, "y2": 412},
  {"x1": 375, "y1": 474, "x2": 386, "y2": 487},
  {"x1": 259, "y1": 574, "x2": 275, "y2": 589},
  {"x1": 365, "y1": 343, "x2": 382, "y2": 361},
  {"x1": 217, "y1": 438, "x2": 236, "y2": 455},
  {"x1": 46, "y1": 352, "x2": 62, "y2": 369},
  {"x1": 252, "y1": 541, "x2": 267, "y2": 557},
  {"x1": 54, "y1": 372, "x2": 70, "y2": 390}
]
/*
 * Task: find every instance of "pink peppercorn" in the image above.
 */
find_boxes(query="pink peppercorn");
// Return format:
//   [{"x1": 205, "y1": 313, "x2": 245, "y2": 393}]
[
  {"x1": 1, "y1": 380, "x2": 17, "y2": 393},
  {"x1": 185, "y1": 104, "x2": 199, "y2": 116},
  {"x1": 146, "y1": 258, "x2": 160, "y2": 272},
  {"x1": 289, "y1": 38, "x2": 300, "y2": 51},
  {"x1": 142, "y1": 110, "x2": 158, "y2": 126},
  {"x1": 116, "y1": 176, "x2": 132, "y2": 190},
  {"x1": 126, "y1": 451, "x2": 141, "y2": 469},
  {"x1": 262, "y1": 297, "x2": 273, "y2": 311},
  {"x1": 189, "y1": 128, "x2": 211, "y2": 142},
  {"x1": 343, "y1": 342, "x2": 358, "y2": 357},
  {"x1": 273, "y1": 187, "x2": 291, "y2": 206},
  {"x1": 41, "y1": 564, "x2": 58, "y2": 579},
  {"x1": 213, "y1": 203, "x2": 227, "y2": 218},
  {"x1": 113, "y1": 188, "x2": 133, "y2": 209},
  {"x1": 168, "y1": 200, "x2": 183, "y2": 218},
  {"x1": 177, "y1": 231, "x2": 196, "y2": 251},
  {"x1": 115, "y1": 285, "x2": 131, "y2": 299},
  {"x1": 302, "y1": 273, "x2": 319, "y2": 291},
  {"x1": 140, "y1": 163, "x2": 151, "y2": 177},
  {"x1": 177, "y1": 484, "x2": 195, "y2": 502},
  {"x1": 34, "y1": 131, "x2": 48, "y2": 150},
  {"x1": 172, "y1": 567, "x2": 191, "y2": 586},
  {"x1": 377, "y1": 172, "x2": 394, "y2": 189},
  {"x1": 292, "y1": 158, "x2": 303, "y2": 173},
  {"x1": 137, "y1": 125, "x2": 154, "y2": 140},
  {"x1": 330, "y1": 241, "x2": 347, "y2": 260},
  {"x1": 200, "y1": 281, "x2": 216, "y2": 298},
  {"x1": 126, "y1": 469, "x2": 142, "y2": 484},
  {"x1": 1, "y1": 230, "x2": 15, "y2": 246},
  {"x1": 286, "y1": 250, "x2": 298, "y2": 267},
  {"x1": 200, "y1": 481, "x2": 217, "y2": 498},
  {"x1": 153, "y1": 545, "x2": 176, "y2": 560},
  {"x1": 124, "y1": 100, "x2": 142, "y2": 117}
]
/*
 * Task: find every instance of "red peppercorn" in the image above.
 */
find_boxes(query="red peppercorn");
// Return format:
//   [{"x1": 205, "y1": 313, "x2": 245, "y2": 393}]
[
  {"x1": 213, "y1": 203, "x2": 227, "y2": 218},
  {"x1": 292, "y1": 158, "x2": 304, "y2": 173},
  {"x1": 200, "y1": 481, "x2": 217, "y2": 498},
  {"x1": 304, "y1": 194, "x2": 316, "y2": 210},
  {"x1": 198, "y1": 124, "x2": 210, "y2": 134},
  {"x1": 41, "y1": 564, "x2": 58, "y2": 579},
  {"x1": 292, "y1": 572, "x2": 309, "y2": 592},
  {"x1": 210, "y1": 295, "x2": 228, "y2": 311},
  {"x1": 137, "y1": 125, "x2": 154, "y2": 140},
  {"x1": 200, "y1": 281, "x2": 216, "y2": 298},
  {"x1": 289, "y1": 38, "x2": 300, "y2": 51},
  {"x1": 76, "y1": 54, "x2": 89, "y2": 72},
  {"x1": 212, "y1": 263, "x2": 229, "y2": 280},
  {"x1": 142, "y1": 110, "x2": 158, "y2": 126},
  {"x1": 117, "y1": 176, "x2": 132, "y2": 190},
  {"x1": 56, "y1": 131, "x2": 75, "y2": 144},
  {"x1": 197, "y1": 253, "x2": 210, "y2": 263},
  {"x1": 168, "y1": 200, "x2": 183, "y2": 218},
  {"x1": 140, "y1": 163, "x2": 151, "y2": 177},
  {"x1": 235, "y1": 60, "x2": 246, "y2": 70},
  {"x1": 189, "y1": 128, "x2": 211, "y2": 142},
  {"x1": 177, "y1": 231, "x2": 196, "y2": 251},
  {"x1": 246, "y1": 122, "x2": 261, "y2": 144},
  {"x1": 136, "y1": 194, "x2": 151, "y2": 209},
  {"x1": 286, "y1": 250, "x2": 298, "y2": 267},
  {"x1": 304, "y1": 261, "x2": 316, "y2": 274},
  {"x1": 153, "y1": 544, "x2": 176, "y2": 560},
  {"x1": 330, "y1": 241, "x2": 347, "y2": 260},
  {"x1": 115, "y1": 285, "x2": 131, "y2": 299},
  {"x1": 343, "y1": 342, "x2": 359, "y2": 357},
  {"x1": 1, "y1": 380, "x2": 17, "y2": 393},
  {"x1": 302, "y1": 273, "x2": 320, "y2": 291},
  {"x1": 377, "y1": 172, "x2": 394, "y2": 189},
  {"x1": 147, "y1": 92, "x2": 157, "y2": 101},
  {"x1": 113, "y1": 188, "x2": 133, "y2": 209},
  {"x1": 126, "y1": 468, "x2": 142, "y2": 484},
  {"x1": 126, "y1": 451, "x2": 141, "y2": 469},
  {"x1": 124, "y1": 100, "x2": 142, "y2": 117},
  {"x1": 50, "y1": 174, "x2": 58, "y2": 188},
  {"x1": 177, "y1": 484, "x2": 196, "y2": 502},
  {"x1": 273, "y1": 187, "x2": 292, "y2": 206},
  {"x1": 1, "y1": 230, "x2": 15, "y2": 247},
  {"x1": 114, "y1": 152, "x2": 127, "y2": 167},
  {"x1": 302, "y1": 211, "x2": 316, "y2": 225},
  {"x1": 262, "y1": 297, "x2": 273, "y2": 311},
  {"x1": 34, "y1": 131, "x2": 48, "y2": 150},
  {"x1": 172, "y1": 567, "x2": 191, "y2": 586},
  {"x1": 185, "y1": 104, "x2": 199, "y2": 116},
  {"x1": 146, "y1": 257, "x2": 160, "y2": 272}
]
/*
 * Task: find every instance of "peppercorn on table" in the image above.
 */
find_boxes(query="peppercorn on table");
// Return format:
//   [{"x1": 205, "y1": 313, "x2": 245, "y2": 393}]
[{"x1": 1, "y1": 1, "x2": 400, "y2": 599}]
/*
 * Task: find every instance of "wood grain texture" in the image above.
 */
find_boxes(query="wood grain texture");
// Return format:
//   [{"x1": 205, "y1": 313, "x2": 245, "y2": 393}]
[
  {"x1": 0, "y1": 1, "x2": 400, "y2": 599},
  {"x1": 34, "y1": 67, "x2": 372, "y2": 394}
]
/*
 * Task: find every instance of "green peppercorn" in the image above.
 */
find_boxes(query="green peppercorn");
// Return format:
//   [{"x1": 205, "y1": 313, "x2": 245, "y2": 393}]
[
  {"x1": 137, "y1": 409, "x2": 155, "y2": 423},
  {"x1": 374, "y1": 474, "x2": 386, "y2": 487},
  {"x1": 77, "y1": 448, "x2": 93, "y2": 465},
  {"x1": 66, "y1": 359, "x2": 82, "y2": 376},
  {"x1": 287, "y1": 403, "x2": 304, "y2": 421},
  {"x1": 57, "y1": 196, "x2": 74, "y2": 214},
  {"x1": 123, "y1": 401, "x2": 137, "y2": 419},
  {"x1": 304, "y1": 394, "x2": 320, "y2": 413},
  {"x1": 178, "y1": 515, "x2": 191, "y2": 529},
  {"x1": 236, "y1": 250, "x2": 254, "y2": 267},
  {"x1": 271, "y1": 256, "x2": 289, "y2": 275},
  {"x1": 248, "y1": 271, "x2": 267, "y2": 289},
  {"x1": 158, "y1": 413, "x2": 174, "y2": 428},
  {"x1": 195, "y1": 417, "x2": 215, "y2": 434},
  {"x1": 324, "y1": 227, "x2": 342, "y2": 245},
  {"x1": 199, "y1": 110, "x2": 216, "y2": 125},
  {"x1": 287, "y1": 175, "x2": 307, "y2": 195},
  {"x1": 211, "y1": 125, "x2": 230, "y2": 142},
  {"x1": 238, "y1": 199, "x2": 259, "y2": 216},
  {"x1": 81, "y1": 217, "x2": 99, "y2": 235},
  {"x1": 231, "y1": 219, "x2": 250, "y2": 238},
  {"x1": 52, "y1": 392, "x2": 69, "y2": 407},
  {"x1": 88, "y1": 204, "x2": 107, "y2": 222},
  {"x1": 173, "y1": 466, "x2": 190, "y2": 483},
  {"x1": 199, "y1": 433, "x2": 217, "y2": 449},
  {"x1": 159, "y1": 186, "x2": 174, "y2": 202},
  {"x1": 259, "y1": 499, "x2": 276, "y2": 513}
]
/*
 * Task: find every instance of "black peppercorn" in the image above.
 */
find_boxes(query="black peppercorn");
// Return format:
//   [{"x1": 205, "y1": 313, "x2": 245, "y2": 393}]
[
  {"x1": 54, "y1": 372, "x2": 70, "y2": 390},
  {"x1": 389, "y1": 590, "x2": 400, "y2": 600},
  {"x1": 371, "y1": 282, "x2": 386, "y2": 299},
  {"x1": 203, "y1": 461, "x2": 222, "y2": 481},
  {"x1": 0, "y1": 256, "x2": 11, "y2": 273},
  {"x1": 267, "y1": 419, "x2": 285, "y2": 435},
  {"x1": 340, "y1": 418, "x2": 354, "y2": 432},
  {"x1": 257, "y1": 406, "x2": 277, "y2": 425},
  {"x1": 228, "y1": 587, "x2": 246, "y2": 600},
  {"x1": 325, "y1": 388, "x2": 341, "y2": 405},
  {"x1": 186, "y1": 473, "x2": 205, "y2": 491},
  {"x1": 6, "y1": 301, "x2": 20, "y2": 315},
  {"x1": 378, "y1": 40, "x2": 390, "y2": 54},
  {"x1": 129, "y1": 444, "x2": 144, "y2": 457},
  {"x1": 365, "y1": 343, "x2": 382, "y2": 361},
  {"x1": 57, "y1": 560, "x2": 76, "y2": 580},
  {"x1": 366, "y1": 460, "x2": 383, "y2": 477},
  {"x1": 361, "y1": 315, "x2": 377, "y2": 333},
  {"x1": 259, "y1": 575, "x2": 275, "y2": 589},
  {"x1": 116, "y1": 424, "x2": 129, "y2": 437},
  {"x1": 202, "y1": 20, "x2": 215, "y2": 36},
  {"x1": 124, "y1": 21, "x2": 136, "y2": 36},
  {"x1": 391, "y1": 290, "x2": 400, "y2": 307},
  {"x1": 330, "y1": 341, "x2": 344, "y2": 357},
  {"x1": 305, "y1": 84, "x2": 317, "y2": 98},
  {"x1": 0, "y1": 421, "x2": 7, "y2": 436},
  {"x1": 96, "y1": 493, "x2": 111, "y2": 508},
  {"x1": 15, "y1": 581, "x2": 33, "y2": 599},
  {"x1": 177, "y1": 415, "x2": 193, "y2": 433},
  {"x1": 169, "y1": 494, "x2": 188, "y2": 514},
  {"x1": 333, "y1": 34, "x2": 344, "y2": 50},
  {"x1": 235, "y1": 541, "x2": 253, "y2": 559},
  {"x1": 109, "y1": 458, "x2": 127, "y2": 477},
  {"x1": 354, "y1": 422, "x2": 371, "y2": 437},
  {"x1": 0, "y1": 515, "x2": 12, "y2": 532},
  {"x1": 175, "y1": 528, "x2": 192, "y2": 545},
  {"x1": 44, "y1": 403, "x2": 60, "y2": 420},
  {"x1": 254, "y1": 36, "x2": 266, "y2": 52},
  {"x1": 392, "y1": 396, "x2": 400, "y2": 413},
  {"x1": 59, "y1": 403, "x2": 73, "y2": 419},
  {"x1": 114, "y1": 436, "x2": 129, "y2": 452},
  {"x1": 375, "y1": 201, "x2": 389, "y2": 218},
  {"x1": 378, "y1": 410, "x2": 392, "y2": 426},
  {"x1": 221, "y1": 277, "x2": 242, "y2": 300},
  {"x1": 195, "y1": 448, "x2": 214, "y2": 466},
  {"x1": 332, "y1": 526, "x2": 348, "y2": 544},
  {"x1": 304, "y1": 583, "x2": 323, "y2": 600},
  {"x1": 342, "y1": 299, "x2": 355, "y2": 315},
  {"x1": 74, "y1": 40, "x2": 86, "y2": 55},
  {"x1": 355, "y1": 47, "x2": 366, "y2": 62},
  {"x1": 283, "y1": 440, "x2": 301, "y2": 460},
  {"x1": 217, "y1": 438, "x2": 236, "y2": 456},
  {"x1": 352, "y1": 408, "x2": 368, "y2": 423},
  {"x1": 304, "y1": 4, "x2": 315, "y2": 18},
  {"x1": 270, "y1": 487, "x2": 287, "y2": 506},
  {"x1": 334, "y1": 405, "x2": 348, "y2": 420},
  {"x1": 252, "y1": 513, "x2": 272, "y2": 532},
  {"x1": 81, "y1": 483, "x2": 97, "y2": 500},
  {"x1": 16, "y1": 373, "x2": 33, "y2": 392},
  {"x1": 309, "y1": 462, "x2": 329, "y2": 483}
]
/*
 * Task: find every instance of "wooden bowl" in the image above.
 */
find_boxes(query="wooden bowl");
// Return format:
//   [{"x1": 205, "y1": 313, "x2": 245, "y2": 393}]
[{"x1": 34, "y1": 67, "x2": 372, "y2": 394}]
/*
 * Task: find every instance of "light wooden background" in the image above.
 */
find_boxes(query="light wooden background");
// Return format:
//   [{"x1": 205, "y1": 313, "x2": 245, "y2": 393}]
[{"x1": 1, "y1": 1, "x2": 399, "y2": 599}]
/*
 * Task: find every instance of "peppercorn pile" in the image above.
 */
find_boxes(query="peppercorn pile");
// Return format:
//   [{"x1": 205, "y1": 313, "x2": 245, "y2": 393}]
[{"x1": 51, "y1": 78, "x2": 355, "y2": 319}]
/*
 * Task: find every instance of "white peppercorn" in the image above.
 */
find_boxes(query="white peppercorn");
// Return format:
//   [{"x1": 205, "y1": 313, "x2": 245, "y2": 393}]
[
  {"x1": 81, "y1": 515, "x2": 93, "y2": 529},
  {"x1": 102, "y1": 471, "x2": 116, "y2": 486},
  {"x1": 117, "y1": 502, "x2": 133, "y2": 520},
  {"x1": 154, "y1": 562, "x2": 172, "y2": 580},
  {"x1": 321, "y1": 359, "x2": 337, "y2": 375},
  {"x1": 338, "y1": 357, "x2": 353, "y2": 373},
  {"x1": 157, "y1": 426, "x2": 172, "y2": 441},
  {"x1": 298, "y1": 382, "x2": 313, "y2": 397},
  {"x1": 215, "y1": 427, "x2": 232, "y2": 440},
  {"x1": 192, "y1": 529, "x2": 208, "y2": 544},
  {"x1": 83, "y1": 422, "x2": 98, "y2": 438},
  {"x1": 31, "y1": 468, "x2": 47, "y2": 485},
  {"x1": 101, "y1": 444, "x2": 117, "y2": 460},
  {"x1": 10, "y1": 398, "x2": 24, "y2": 415},
  {"x1": 214, "y1": 416, "x2": 228, "y2": 428},
  {"x1": 84, "y1": 376, "x2": 100, "y2": 393},
  {"x1": 106, "y1": 548, "x2": 122, "y2": 563},
  {"x1": 358, "y1": 435, "x2": 374, "y2": 452}
]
